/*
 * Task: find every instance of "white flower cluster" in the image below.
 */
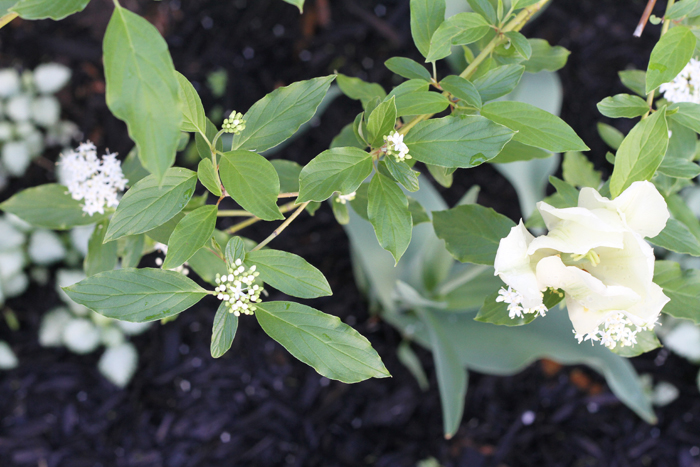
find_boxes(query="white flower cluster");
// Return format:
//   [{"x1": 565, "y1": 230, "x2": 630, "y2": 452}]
[
  {"x1": 496, "y1": 286, "x2": 548, "y2": 319},
  {"x1": 384, "y1": 130, "x2": 411, "y2": 162},
  {"x1": 335, "y1": 191, "x2": 356, "y2": 204},
  {"x1": 215, "y1": 259, "x2": 263, "y2": 316},
  {"x1": 222, "y1": 111, "x2": 246, "y2": 134},
  {"x1": 660, "y1": 58, "x2": 700, "y2": 104},
  {"x1": 575, "y1": 311, "x2": 657, "y2": 349},
  {"x1": 494, "y1": 181, "x2": 670, "y2": 350},
  {"x1": 58, "y1": 142, "x2": 128, "y2": 216}
]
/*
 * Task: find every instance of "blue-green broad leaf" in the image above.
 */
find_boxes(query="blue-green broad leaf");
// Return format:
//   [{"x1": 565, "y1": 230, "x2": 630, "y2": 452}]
[
  {"x1": 230, "y1": 75, "x2": 335, "y2": 152},
  {"x1": 473, "y1": 65, "x2": 525, "y2": 102},
  {"x1": 104, "y1": 5, "x2": 182, "y2": 183},
  {"x1": 63, "y1": 268, "x2": 208, "y2": 323},
  {"x1": 246, "y1": 249, "x2": 331, "y2": 299},
  {"x1": 384, "y1": 57, "x2": 432, "y2": 82},
  {"x1": 440, "y1": 75, "x2": 482, "y2": 109},
  {"x1": 410, "y1": 0, "x2": 446, "y2": 59},
  {"x1": 119, "y1": 234, "x2": 145, "y2": 269},
  {"x1": 646, "y1": 26, "x2": 697, "y2": 93},
  {"x1": 655, "y1": 261, "x2": 700, "y2": 324},
  {"x1": 524, "y1": 39, "x2": 570, "y2": 73},
  {"x1": 176, "y1": 72, "x2": 208, "y2": 136},
  {"x1": 467, "y1": 0, "x2": 497, "y2": 23},
  {"x1": 282, "y1": 0, "x2": 304, "y2": 12},
  {"x1": 433, "y1": 204, "x2": 516, "y2": 264},
  {"x1": 163, "y1": 205, "x2": 218, "y2": 269},
  {"x1": 425, "y1": 12, "x2": 491, "y2": 63},
  {"x1": 395, "y1": 91, "x2": 450, "y2": 117},
  {"x1": 85, "y1": 219, "x2": 118, "y2": 277},
  {"x1": 337, "y1": 74, "x2": 386, "y2": 108},
  {"x1": 397, "y1": 341, "x2": 430, "y2": 390},
  {"x1": 648, "y1": 218, "x2": 700, "y2": 256},
  {"x1": 105, "y1": 168, "x2": 197, "y2": 242},
  {"x1": 11, "y1": 0, "x2": 88, "y2": 19},
  {"x1": 481, "y1": 101, "x2": 590, "y2": 152},
  {"x1": 256, "y1": 301, "x2": 390, "y2": 383},
  {"x1": 197, "y1": 159, "x2": 222, "y2": 196},
  {"x1": 211, "y1": 302, "x2": 239, "y2": 358},
  {"x1": 597, "y1": 94, "x2": 650, "y2": 119},
  {"x1": 0, "y1": 184, "x2": 109, "y2": 230},
  {"x1": 404, "y1": 116, "x2": 515, "y2": 168},
  {"x1": 298, "y1": 147, "x2": 373, "y2": 203},
  {"x1": 367, "y1": 96, "x2": 397, "y2": 147},
  {"x1": 368, "y1": 173, "x2": 413, "y2": 264},
  {"x1": 219, "y1": 150, "x2": 283, "y2": 221},
  {"x1": 610, "y1": 108, "x2": 668, "y2": 198}
]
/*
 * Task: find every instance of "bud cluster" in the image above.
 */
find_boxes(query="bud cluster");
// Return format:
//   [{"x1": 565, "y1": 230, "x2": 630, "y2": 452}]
[{"x1": 214, "y1": 259, "x2": 263, "y2": 316}]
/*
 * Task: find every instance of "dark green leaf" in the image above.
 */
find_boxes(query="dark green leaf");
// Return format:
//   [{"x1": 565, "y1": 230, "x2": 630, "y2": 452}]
[
  {"x1": 246, "y1": 249, "x2": 332, "y2": 299},
  {"x1": 440, "y1": 75, "x2": 482, "y2": 109},
  {"x1": 426, "y1": 12, "x2": 491, "y2": 62},
  {"x1": 549, "y1": 175, "x2": 579, "y2": 207},
  {"x1": 489, "y1": 140, "x2": 551, "y2": 164},
  {"x1": 195, "y1": 119, "x2": 222, "y2": 160},
  {"x1": 225, "y1": 236, "x2": 247, "y2": 266},
  {"x1": 387, "y1": 79, "x2": 430, "y2": 100},
  {"x1": 270, "y1": 159, "x2": 302, "y2": 193},
  {"x1": 85, "y1": 219, "x2": 118, "y2": 276},
  {"x1": 336, "y1": 74, "x2": 386, "y2": 108},
  {"x1": 120, "y1": 234, "x2": 145, "y2": 269},
  {"x1": 524, "y1": 39, "x2": 570, "y2": 73},
  {"x1": 11, "y1": 0, "x2": 88, "y2": 20},
  {"x1": 332, "y1": 196, "x2": 350, "y2": 225},
  {"x1": 619, "y1": 69, "x2": 648, "y2": 98},
  {"x1": 298, "y1": 147, "x2": 373, "y2": 202},
  {"x1": 473, "y1": 65, "x2": 525, "y2": 102},
  {"x1": 395, "y1": 91, "x2": 451, "y2": 117},
  {"x1": 211, "y1": 302, "x2": 239, "y2": 358},
  {"x1": 367, "y1": 96, "x2": 397, "y2": 147},
  {"x1": 562, "y1": 151, "x2": 601, "y2": 188},
  {"x1": 657, "y1": 158, "x2": 700, "y2": 179},
  {"x1": 476, "y1": 288, "x2": 563, "y2": 326},
  {"x1": 385, "y1": 57, "x2": 432, "y2": 82},
  {"x1": 426, "y1": 164, "x2": 453, "y2": 187},
  {"x1": 410, "y1": 0, "x2": 446, "y2": 59},
  {"x1": 408, "y1": 197, "x2": 430, "y2": 225},
  {"x1": 655, "y1": 261, "x2": 700, "y2": 324},
  {"x1": 668, "y1": 102, "x2": 700, "y2": 133},
  {"x1": 368, "y1": 173, "x2": 413, "y2": 263},
  {"x1": 197, "y1": 159, "x2": 222, "y2": 196},
  {"x1": 163, "y1": 205, "x2": 218, "y2": 269},
  {"x1": 330, "y1": 123, "x2": 366, "y2": 149},
  {"x1": 385, "y1": 156, "x2": 420, "y2": 192}
]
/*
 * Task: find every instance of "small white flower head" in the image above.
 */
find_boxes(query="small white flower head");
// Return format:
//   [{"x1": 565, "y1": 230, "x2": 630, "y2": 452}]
[
  {"x1": 214, "y1": 262, "x2": 263, "y2": 317},
  {"x1": 576, "y1": 312, "x2": 657, "y2": 349},
  {"x1": 335, "y1": 191, "x2": 356, "y2": 204},
  {"x1": 496, "y1": 286, "x2": 548, "y2": 320},
  {"x1": 383, "y1": 130, "x2": 411, "y2": 162},
  {"x1": 57, "y1": 142, "x2": 128, "y2": 216},
  {"x1": 222, "y1": 111, "x2": 246, "y2": 134},
  {"x1": 660, "y1": 57, "x2": 700, "y2": 104}
]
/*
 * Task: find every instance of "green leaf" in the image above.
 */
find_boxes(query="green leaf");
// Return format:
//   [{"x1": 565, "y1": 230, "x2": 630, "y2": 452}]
[
  {"x1": 523, "y1": 39, "x2": 570, "y2": 73},
  {"x1": 119, "y1": 234, "x2": 145, "y2": 269},
  {"x1": 395, "y1": 91, "x2": 451, "y2": 117},
  {"x1": 513, "y1": 0, "x2": 540, "y2": 8},
  {"x1": 427, "y1": 164, "x2": 454, "y2": 188},
  {"x1": 104, "y1": 5, "x2": 182, "y2": 183},
  {"x1": 655, "y1": 261, "x2": 700, "y2": 324},
  {"x1": 397, "y1": 341, "x2": 429, "y2": 390},
  {"x1": 211, "y1": 302, "x2": 239, "y2": 358},
  {"x1": 476, "y1": 288, "x2": 563, "y2": 326},
  {"x1": 270, "y1": 159, "x2": 302, "y2": 193},
  {"x1": 408, "y1": 197, "x2": 431, "y2": 225},
  {"x1": 433, "y1": 204, "x2": 516, "y2": 264},
  {"x1": 197, "y1": 159, "x2": 222, "y2": 197},
  {"x1": 331, "y1": 196, "x2": 350, "y2": 225},
  {"x1": 219, "y1": 150, "x2": 283, "y2": 221},
  {"x1": 440, "y1": 75, "x2": 482, "y2": 109},
  {"x1": 667, "y1": 0, "x2": 700, "y2": 19},
  {"x1": 619, "y1": 69, "x2": 648, "y2": 98},
  {"x1": 231, "y1": 75, "x2": 335, "y2": 152},
  {"x1": 385, "y1": 156, "x2": 420, "y2": 192},
  {"x1": 646, "y1": 26, "x2": 697, "y2": 93},
  {"x1": 473, "y1": 65, "x2": 525, "y2": 102},
  {"x1": 188, "y1": 246, "x2": 228, "y2": 285},
  {"x1": 562, "y1": 151, "x2": 602, "y2": 188},
  {"x1": 368, "y1": 173, "x2": 413, "y2": 263},
  {"x1": 410, "y1": 0, "x2": 446, "y2": 59},
  {"x1": 481, "y1": 101, "x2": 590, "y2": 152},
  {"x1": 121, "y1": 148, "x2": 149, "y2": 186},
  {"x1": 598, "y1": 122, "x2": 624, "y2": 150},
  {"x1": 657, "y1": 158, "x2": 700, "y2": 179},
  {"x1": 668, "y1": 102, "x2": 700, "y2": 133},
  {"x1": 11, "y1": 0, "x2": 88, "y2": 19},
  {"x1": 176, "y1": 72, "x2": 207, "y2": 136},
  {"x1": 336, "y1": 74, "x2": 386, "y2": 109},
  {"x1": 504, "y1": 31, "x2": 531, "y2": 60},
  {"x1": 63, "y1": 268, "x2": 208, "y2": 323},
  {"x1": 163, "y1": 205, "x2": 218, "y2": 269},
  {"x1": 405, "y1": 116, "x2": 515, "y2": 168},
  {"x1": 648, "y1": 218, "x2": 700, "y2": 256},
  {"x1": 0, "y1": 184, "x2": 109, "y2": 230},
  {"x1": 367, "y1": 96, "x2": 397, "y2": 147},
  {"x1": 282, "y1": 0, "x2": 304, "y2": 12},
  {"x1": 384, "y1": 57, "x2": 432, "y2": 82},
  {"x1": 611, "y1": 330, "x2": 661, "y2": 357},
  {"x1": 105, "y1": 168, "x2": 197, "y2": 242},
  {"x1": 246, "y1": 249, "x2": 331, "y2": 299},
  {"x1": 330, "y1": 123, "x2": 366, "y2": 150},
  {"x1": 610, "y1": 108, "x2": 668, "y2": 198},
  {"x1": 467, "y1": 0, "x2": 497, "y2": 23},
  {"x1": 85, "y1": 220, "x2": 118, "y2": 277},
  {"x1": 224, "y1": 236, "x2": 247, "y2": 266},
  {"x1": 195, "y1": 119, "x2": 222, "y2": 160},
  {"x1": 298, "y1": 147, "x2": 373, "y2": 202},
  {"x1": 489, "y1": 140, "x2": 551, "y2": 164},
  {"x1": 256, "y1": 301, "x2": 390, "y2": 383},
  {"x1": 418, "y1": 308, "x2": 467, "y2": 439},
  {"x1": 425, "y1": 12, "x2": 491, "y2": 62},
  {"x1": 597, "y1": 94, "x2": 650, "y2": 119},
  {"x1": 549, "y1": 176, "x2": 579, "y2": 207},
  {"x1": 387, "y1": 79, "x2": 430, "y2": 100}
]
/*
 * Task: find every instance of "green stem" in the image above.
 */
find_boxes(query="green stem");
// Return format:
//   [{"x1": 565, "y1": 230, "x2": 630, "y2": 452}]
[
  {"x1": 224, "y1": 201, "x2": 298, "y2": 235},
  {"x1": 251, "y1": 201, "x2": 310, "y2": 252},
  {"x1": 217, "y1": 210, "x2": 254, "y2": 217},
  {"x1": 644, "y1": 0, "x2": 676, "y2": 118}
]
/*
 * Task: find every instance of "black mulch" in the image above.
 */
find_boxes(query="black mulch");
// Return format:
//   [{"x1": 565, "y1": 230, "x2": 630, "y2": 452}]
[{"x1": 1, "y1": 0, "x2": 700, "y2": 466}]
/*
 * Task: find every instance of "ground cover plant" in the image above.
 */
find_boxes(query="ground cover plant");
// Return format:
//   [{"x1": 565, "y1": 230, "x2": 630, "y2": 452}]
[{"x1": 3, "y1": 0, "x2": 700, "y2": 465}]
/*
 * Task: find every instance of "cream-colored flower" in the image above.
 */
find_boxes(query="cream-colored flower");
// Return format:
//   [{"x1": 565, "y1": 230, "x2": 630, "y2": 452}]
[{"x1": 494, "y1": 181, "x2": 670, "y2": 348}]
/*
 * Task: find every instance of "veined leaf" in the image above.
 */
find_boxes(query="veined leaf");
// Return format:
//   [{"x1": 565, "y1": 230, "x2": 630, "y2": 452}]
[
  {"x1": 63, "y1": 268, "x2": 208, "y2": 322},
  {"x1": 246, "y1": 249, "x2": 332, "y2": 299},
  {"x1": 105, "y1": 168, "x2": 197, "y2": 242},
  {"x1": 425, "y1": 12, "x2": 491, "y2": 63},
  {"x1": 197, "y1": 159, "x2": 222, "y2": 197},
  {"x1": 655, "y1": 261, "x2": 700, "y2": 324},
  {"x1": 85, "y1": 220, "x2": 118, "y2": 277},
  {"x1": 410, "y1": 0, "x2": 446, "y2": 59},
  {"x1": 104, "y1": 5, "x2": 182, "y2": 183},
  {"x1": 211, "y1": 302, "x2": 239, "y2": 358},
  {"x1": 440, "y1": 75, "x2": 482, "y2": 109},
  {"x1": 649, "y1": 218, "x2": 700, "y2": 256},
  {"x1": 256, "y1": 301, "x2": 390, "y2": 383},
  {"x1": 489, "y1": 140, "x2": 550, "y2": 164},
  {"x1": 176, "y1": 72, "x2": 207, "y2": 136},
  {"x1": 524, "y1": 39, "x2": 570, "y2": 73},
  {"x1": 11, "y1": 0, "x2": 88, "y2": 19},
  {"x1": 298, "y1": 147, "x2": 373, "y2": 202},
  {"x1": 225, "y1": 236, "x2": 247, "y2": 266},
  {"x1": 473, "y1": 65, "x2": 525, "y2": 102},
  {"x1": 337, "y1": 74, "x2": 386, "y2": 108},
  {"x1": 385, "y1": 57, "x2": 432, "y2": 82},
  {"x1": 395, "y1": 91, "x2": 450, "y2": 117},
  {"x1": 646, "y1": 26, "x2": 696, "y2": 93},
  {"x1": 668, "y1": 102, "x2": 700, "y2": 133},
  {"x1": 270, "y1": 159, "x2": 302, "y2": 193},
  {"x1": 163, "y1": 205, "x2": 218, "y2": 269},
  {"x1": 367, "y1": 96, "x2": 397, "y2": 148},
  {"x1": 368, "y1": 173, "x2": 412, "y2": 264},
  {"x1": 504, "y1": 31, "x2": 532, "y2": 60},
  {"x1": 597, "y1": 94, "x2": 650, "y2": 119}
]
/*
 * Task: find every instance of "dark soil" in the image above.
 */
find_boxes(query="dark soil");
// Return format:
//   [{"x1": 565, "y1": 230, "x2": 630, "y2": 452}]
[{"x1": 1, "y1": 1, "x2": 700, "y2": 466}]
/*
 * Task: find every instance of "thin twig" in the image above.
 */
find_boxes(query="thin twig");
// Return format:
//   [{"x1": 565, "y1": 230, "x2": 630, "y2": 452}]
[
  {"x1": 251, "y1": 202, "x2": 310, "y2": 252},
  {"x1": 634, "y1": 0, "x2": 658, "y2": 37},
  {"x1": 224, "y1": 201, "x2": 298, "y2": 235}
]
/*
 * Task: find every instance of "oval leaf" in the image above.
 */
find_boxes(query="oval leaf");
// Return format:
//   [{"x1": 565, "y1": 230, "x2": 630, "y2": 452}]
[
  {"x1": 646, "y1": 26, "x2": 697, "y2": 94},
  {"x1": 473, "y1": 65, "x2": 525, "y2": 102},
  {"x1": 211, "y1": 302, "x2": 239, "y2": 358},
  {"x1": 368, "y1": 173, "x2": 413, "y2": 264},
  {"x1": 410, "y1": 0, "x2": 446, "y2": 59},
  {"x1": 225, "y1": 236, "x2": 247, "y2": 266},
  {"x1": 384, "y1": 57, "x2": 432, "y2": 82},
  {"x1": 163, "y1": 205, "x2": 218, "y2": 269},
  {"x1": 246, "y1": 249, "x2": 331, "y2": 299},
  {"x1": 197, "y1": 158, "x2": 222, "y2": 196},
  {"x1": 426, "y1": 12, "x2": 491, "y2": 62},
  {"x1": 298, "y1": 147, "x2": 373, "y2": 203},
  {"x1": 256, "y1": 301, "x2": 390, "y2": 383},
  {"x1": 85, "y1": 220, "x2": 118, "y2": 277},
  {"x1": 597, "y1": 94, "x2": 650, "y2": 119},
  {"x1": 176, "y1": 72, "x2": 208, "y2": 135},
  {"x1": 11, "y1": 0, "x2": 89, "y2": 20}
]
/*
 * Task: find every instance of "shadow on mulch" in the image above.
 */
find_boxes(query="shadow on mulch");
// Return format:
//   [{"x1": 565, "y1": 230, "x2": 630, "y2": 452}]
[{"x1": 1, "y1": 0, "x2": 700, "y2": 466}]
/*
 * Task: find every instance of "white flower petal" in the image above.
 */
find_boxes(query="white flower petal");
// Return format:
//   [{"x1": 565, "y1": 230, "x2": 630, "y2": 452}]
[
  {"x1": 33, "y1": 63, "x2": 71, "y2": 95},
  {"x1": 623, "y1": 281, "x2": 669, "y2": 327},
  {"x1": 494, "y1": 221, "x2": 546, "y2": 307}
]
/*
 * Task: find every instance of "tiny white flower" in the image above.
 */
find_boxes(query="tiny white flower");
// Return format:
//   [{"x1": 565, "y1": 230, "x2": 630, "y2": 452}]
[
  {"x1": 660, "y1": 58, "x2": 700, "y2": 104},
  {"x1": 383, "y1": 130, "x2": 411, "y2": 162},
  {"x1": 215, "y1": 263, "x2": 264, "y2": 316},
  {"x1": 335, "y1": 191, "x2": 356, "y2": 204}
]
